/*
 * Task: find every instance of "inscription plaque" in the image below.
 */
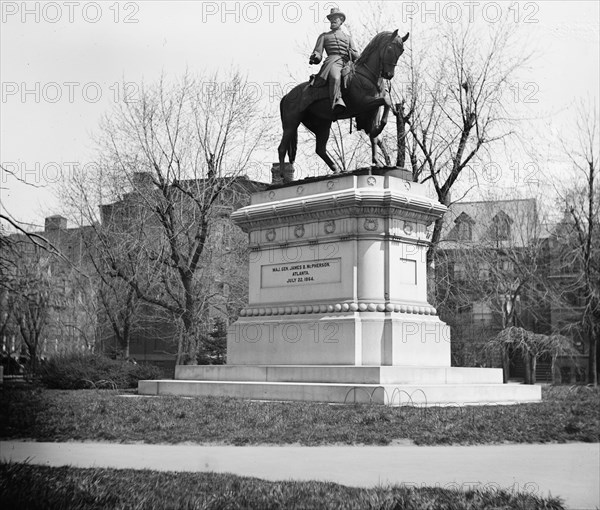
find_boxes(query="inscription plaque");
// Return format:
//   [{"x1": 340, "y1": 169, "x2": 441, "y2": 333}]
[{"x1": 261, "y1": 258, "x2": 342, "y2": 288}]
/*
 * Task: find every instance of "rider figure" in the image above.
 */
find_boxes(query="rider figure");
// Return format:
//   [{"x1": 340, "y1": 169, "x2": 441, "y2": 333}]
[{"x1": 309, "y1": 8, "x2": 359, "y2": 113}]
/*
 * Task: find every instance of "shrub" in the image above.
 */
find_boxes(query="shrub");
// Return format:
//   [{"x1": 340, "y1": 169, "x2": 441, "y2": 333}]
[{"x1": 39, "y1": 353, "x2": 164, "y2": 390}]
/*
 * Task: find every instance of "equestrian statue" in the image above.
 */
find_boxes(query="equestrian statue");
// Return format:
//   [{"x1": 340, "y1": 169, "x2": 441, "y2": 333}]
[{"x1": 277, "y1": 8, "x2": 409, "y2": 180}]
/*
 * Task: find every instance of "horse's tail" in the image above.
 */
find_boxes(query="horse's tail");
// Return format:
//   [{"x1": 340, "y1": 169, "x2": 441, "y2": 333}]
[{"x1": 279, "y1": 94, "x2": 286, "y2": 120}]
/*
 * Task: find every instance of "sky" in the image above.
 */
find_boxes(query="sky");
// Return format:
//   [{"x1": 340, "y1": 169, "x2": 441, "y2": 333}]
[{"x1": 1, "y1": 0, "x2": 599, "y2": 229}]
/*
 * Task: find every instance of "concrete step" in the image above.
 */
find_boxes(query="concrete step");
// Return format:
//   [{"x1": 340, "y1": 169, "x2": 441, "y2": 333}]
[
  {"x1": 174, "y1": 365, "x2": 504, "y2": 385},
  {"x1": 138, "y1": 379, "x2": 541, "y2": 406}
]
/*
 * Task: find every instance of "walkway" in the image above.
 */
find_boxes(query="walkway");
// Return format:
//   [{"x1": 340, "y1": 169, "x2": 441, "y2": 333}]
[{"x1": 1, "y1": 441, "x2": 598, "y2": 509}]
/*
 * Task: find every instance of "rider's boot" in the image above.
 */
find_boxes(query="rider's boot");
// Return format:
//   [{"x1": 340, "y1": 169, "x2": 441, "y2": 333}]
[{"x1": 333, "y1": 98, "x2": 346, "y2": 115}]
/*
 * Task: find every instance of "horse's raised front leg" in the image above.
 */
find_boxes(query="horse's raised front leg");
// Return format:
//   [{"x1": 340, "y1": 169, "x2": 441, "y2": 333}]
[
  {"x1": 370, "y1": 105, "x2": 391, "y2": 167},
  {"x1": 371, "y1": 104, "x2": 390, "y2": 139}
]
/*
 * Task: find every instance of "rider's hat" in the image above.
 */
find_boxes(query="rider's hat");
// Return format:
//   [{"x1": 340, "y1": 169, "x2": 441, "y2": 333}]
[{"x1": 326, "y1": 8, "x2": 346, "y2": 22}]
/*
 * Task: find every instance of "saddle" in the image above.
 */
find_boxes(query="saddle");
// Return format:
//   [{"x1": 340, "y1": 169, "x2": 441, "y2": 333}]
[
  {"x1": 308, "y1": 61, "x2": 356, "y2": 90},
  {"x1": 341, "y1": 61, "x2": 356, "y2": 89},
  {"x1": 309, "y1": 74, "x2": 326, "y2": 88}
]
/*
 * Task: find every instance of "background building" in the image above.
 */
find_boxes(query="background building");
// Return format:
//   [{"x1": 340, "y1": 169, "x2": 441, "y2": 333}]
[
  {"x1": 1, "y1": 215, "x2": 97, "y2": 372},
  {"x1": 436, "y1": 199, "x2": 588, "y2": 382},
  {"x1": 96, "y1": 172, "x2": 266, "y2": 372}
]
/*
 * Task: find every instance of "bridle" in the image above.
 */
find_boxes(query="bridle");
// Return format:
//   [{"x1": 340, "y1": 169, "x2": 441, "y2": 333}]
[
  {"x1": 358, "y1": 35, "x2": 403, "y2": 84},
  {"x1": 379, "y1": 37, "x2": 403, "y2": 75}
]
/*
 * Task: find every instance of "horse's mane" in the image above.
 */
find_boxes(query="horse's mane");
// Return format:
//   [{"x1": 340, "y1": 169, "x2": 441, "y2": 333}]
[{"x1": 356, "y1": 31, "x2": 395, "y2": 67}]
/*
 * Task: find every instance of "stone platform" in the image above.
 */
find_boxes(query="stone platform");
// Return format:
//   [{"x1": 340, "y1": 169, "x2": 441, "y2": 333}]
[
  {"x1": 138, "y1": 168, "x2": 541, "y2": 406},
  {"x1": 139, "y1": 365, "x2": 541, "y2": 405}
]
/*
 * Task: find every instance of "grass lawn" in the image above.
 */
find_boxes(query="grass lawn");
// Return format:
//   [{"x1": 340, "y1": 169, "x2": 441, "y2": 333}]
[
  {"x1": 1, "y1": 385, "x2": 598, "y2": 445},
  {"x1": 0, "y1": 462, "x2": 566, "y2": 509}
]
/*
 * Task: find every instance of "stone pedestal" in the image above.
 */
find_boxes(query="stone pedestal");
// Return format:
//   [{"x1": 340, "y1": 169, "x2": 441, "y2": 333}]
[
  {"x1": 139, "y1": 168, "x2": 541, "y2": 405},
  {"x1": 228, "y1": 169, "x2": 448, "y2": 367}
]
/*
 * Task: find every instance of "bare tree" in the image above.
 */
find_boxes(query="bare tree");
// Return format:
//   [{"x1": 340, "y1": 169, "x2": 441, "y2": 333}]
[
  {"x1": 0, "y1": 236, "x2": 58, "y2": 373},
  {"x1": 97, "y1": 279, "x2": 138, "y2": 359},
  {"x1": 0, "y1": 165, "x2": 67, "y2": 261},
  {"x1": 63, "y1": 71, "x2": 267, "y2": 365},
  {"x1": 400, "y1": 22, "x2": 531, "y2": 267},
  {"x1": 53, "y1": 267, "x2": 98, "y2": 352},
  {"x1": 551, "y1": 102, "x2": 600, "y2": 385},
  {"x1": 349, "y1": 7, "x2": 533, "y2": 269},
  {"x1": 487, "y1": 326, "x2": 577, "y2": 384},
  {"x1": 436, "y1": 197, "x2": 555, "y2": 380}
]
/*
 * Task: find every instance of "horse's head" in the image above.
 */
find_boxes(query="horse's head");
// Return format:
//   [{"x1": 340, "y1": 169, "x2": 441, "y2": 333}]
[{"x1": 380, "y1": 30, "x2": 409, "y2": 80}]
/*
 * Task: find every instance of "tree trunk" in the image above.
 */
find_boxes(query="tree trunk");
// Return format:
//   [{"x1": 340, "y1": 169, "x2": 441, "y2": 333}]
[
  {"x1": 175, "y1": 325, "x2": 184, "y2": 366},
  {"x1": 122, "y1": 320, "x2": 131, "y2": 359},
  {"x1": 523, "y1": 351, "x2": 537, "y2": 385},
  {"x1": 28, "y1": 342, "x2": 38, "y2": 375},
  {"x1": 588, "y1": 328, "x2": 598, "y2": 386},
  {"x1": 182, "y1": 311, "x2": 197, "y2": 365},
  {"x1": 426, "y1": 209, "x2": 448, "y2": 306},
  {"x1": 502, "y1": 345, "x2": 510, "y2": 383},
  {"x1": 523, "y1": 351, "x2": 532, "y2": 384},
  {"x1": 180, "y1": 274, "x2": 199, "y2": 364},
  {"x1": 395, "y1": 102, "x2": 407, "y2": 168}
]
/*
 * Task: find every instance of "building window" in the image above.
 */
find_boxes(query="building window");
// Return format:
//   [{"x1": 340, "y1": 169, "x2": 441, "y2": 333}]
[
  {"x1": 453, "y1": 212, "x2": 475, "y2": 241},
  {"x1": 454, "y1": 262, "x2": 467, "y2": 281},
  {"x1": 478, "y1": 264, "x2": 490, "y2": 280},
  {"x1": 491, "y1": 212, "x2": 512, "y2": 241},
  {"x1": 472, "y1": 302, "x2": 493, "y2": 324},
  {"x1": 457, "y1": 221, "x2": 472, "y2": 241}
]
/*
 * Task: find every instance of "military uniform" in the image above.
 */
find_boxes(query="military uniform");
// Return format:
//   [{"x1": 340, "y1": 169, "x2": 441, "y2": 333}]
[{"x1": 310, "y1": 26, "x2": 359, "y2": 110}]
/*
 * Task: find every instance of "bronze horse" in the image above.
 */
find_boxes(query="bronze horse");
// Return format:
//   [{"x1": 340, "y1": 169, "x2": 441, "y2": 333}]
[{"x1": 278, "y1": 30, "x2": 409, "y2": 176}]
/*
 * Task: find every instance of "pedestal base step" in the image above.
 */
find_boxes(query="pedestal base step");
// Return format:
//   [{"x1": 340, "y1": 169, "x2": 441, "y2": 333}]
[
  {"x1": 138, "y1": 378, "x2": 541, "y2": 406},
  {"x1": 173, "y1": 365, "x2": 504, "y2": 384}
]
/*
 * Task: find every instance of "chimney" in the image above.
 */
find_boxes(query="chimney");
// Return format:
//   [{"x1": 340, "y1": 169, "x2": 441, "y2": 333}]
[{"x1": 45, "y1": 215, "x2": 67, "y2": 231}]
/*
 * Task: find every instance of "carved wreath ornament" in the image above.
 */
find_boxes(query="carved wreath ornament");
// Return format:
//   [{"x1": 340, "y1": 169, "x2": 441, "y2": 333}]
[{"x1": 364, "y1": 218, "x2": 378, "y2": 231}]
